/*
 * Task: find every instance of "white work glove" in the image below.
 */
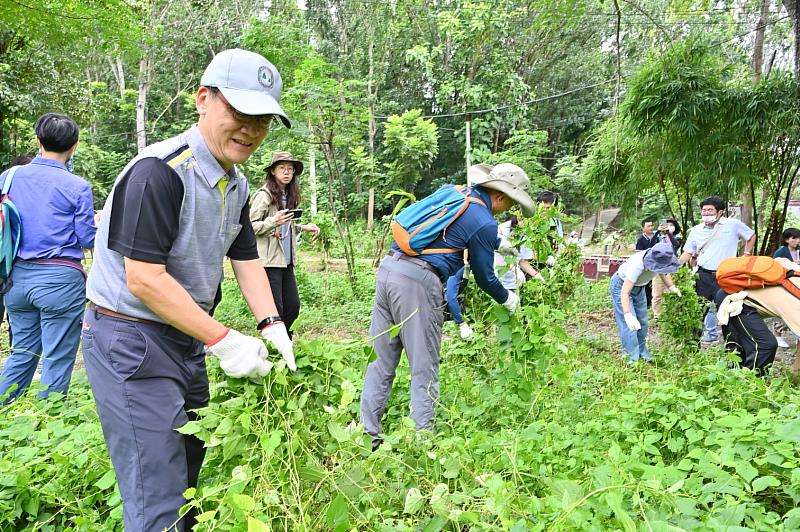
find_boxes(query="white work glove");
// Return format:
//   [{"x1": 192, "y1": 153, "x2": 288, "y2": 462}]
[
  {"x1": 459, "y1": 322, "x2": 474, "y2": 339},
  {"x1": 668, "y1": 285, "x2": 682, "y2": 297},
  {"x1": 502, "y1": 290, "x2": 520, "y2": 312},
  {"x1": 623, "y1": 312, "x2": 641, "y2": 332},
  {"x1": 546, "y1": 255, "x2": 557, "y2": 267},
  {"x1": 260, "y1": 321, "x2": 296, "y2": 371},
  {"x1": 206, "y1": 329, "x2": 273, "y2": 378},
  {"x1": 497, "y1": 237, "x2": 517, "y2": 256}
]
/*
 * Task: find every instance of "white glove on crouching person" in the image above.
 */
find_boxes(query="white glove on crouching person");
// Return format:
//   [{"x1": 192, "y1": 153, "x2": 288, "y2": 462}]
[
  {"x1": 502, "y1": 290, "x2": 520, "y2": 312},
  {"x1": 668, "y1": 285, "x2": 682, "y2": 297},
  {"x1": 206, "y1": 329, "x2": 273, "y2": 378},
  {"x1": 459, "y1": 322, "x2": 474, "y2": 339},
  {"x1": 624, "y1": 312, "x2": 641, "y2": 332},
  {"x1": 259, "y1": 319, "x2": 296, "y2": 371}
]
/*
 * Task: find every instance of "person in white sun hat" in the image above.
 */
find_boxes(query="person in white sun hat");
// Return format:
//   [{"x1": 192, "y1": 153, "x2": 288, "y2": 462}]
[
  {"x1": 83, "y1": 49, "x2": 295, "y2": 531},
  {"x1": 361, "y1": 162, "x2": 533, "y2": 450}
]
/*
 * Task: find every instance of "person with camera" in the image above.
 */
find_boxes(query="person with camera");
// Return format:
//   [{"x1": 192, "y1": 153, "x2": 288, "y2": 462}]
[
  {"x1": 651, "y1": 218, "x2": 682, "y2": 319},
  {"x1": 250, "y1": 151, "x2": 319, "y2": 337}
]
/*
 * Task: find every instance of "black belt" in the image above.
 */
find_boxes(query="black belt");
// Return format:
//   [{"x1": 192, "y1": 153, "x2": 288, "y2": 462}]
[
  {"x1": 698, "y1": 266, "x2": 717, "y2": 274},
  {"x1": 387, "y1": 250, "x2": 443, "y2": 281}
]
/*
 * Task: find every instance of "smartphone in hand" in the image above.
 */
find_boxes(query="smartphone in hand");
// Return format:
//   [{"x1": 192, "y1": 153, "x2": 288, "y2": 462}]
[{"x1": 287, "y1": 209, "x2": 304, "y2": 220}]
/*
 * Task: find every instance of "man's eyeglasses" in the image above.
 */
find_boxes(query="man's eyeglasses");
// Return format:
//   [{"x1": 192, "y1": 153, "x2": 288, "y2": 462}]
[{"x1": 209, "y1": 87, "x2": 276, "y2": 130}]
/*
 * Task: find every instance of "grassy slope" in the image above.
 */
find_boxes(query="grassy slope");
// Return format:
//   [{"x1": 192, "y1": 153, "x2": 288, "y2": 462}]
[{"x1": 2, "y1": 266, "x2": 800, "y2": 530}]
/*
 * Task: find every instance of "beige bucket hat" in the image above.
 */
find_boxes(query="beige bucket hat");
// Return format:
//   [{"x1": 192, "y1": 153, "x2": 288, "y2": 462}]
[
  {"x1": 468, "y1": 163, "x2": 534, "y2": 216},
  {"x1": 265, "y1": 151, "x2": 304, "y2": 176}
]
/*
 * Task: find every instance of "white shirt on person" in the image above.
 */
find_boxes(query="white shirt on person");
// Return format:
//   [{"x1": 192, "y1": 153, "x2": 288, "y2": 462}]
[
  {"x1": 616, "y1": 250, "x2": 657, "y2": 286},
  {"x1": 493, "y1": 221, "x2": 533, "y2": 290},
  {"x1": 684, "y1": 217, "x2": 754, "y2": 271}
]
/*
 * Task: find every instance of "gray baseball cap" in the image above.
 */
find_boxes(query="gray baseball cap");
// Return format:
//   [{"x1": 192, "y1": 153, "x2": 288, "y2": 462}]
[{"x1": 200, "y1": 48, "x2": 291, "y2": 128}]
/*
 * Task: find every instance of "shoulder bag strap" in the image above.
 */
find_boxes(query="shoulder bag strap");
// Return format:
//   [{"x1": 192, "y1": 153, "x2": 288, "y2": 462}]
[
  {"x1": 696, "y1": 219, "x2": 725, "y2": 258},
  {"x1": 1, "y1": 166, "x2": 18, "y2": 196}
]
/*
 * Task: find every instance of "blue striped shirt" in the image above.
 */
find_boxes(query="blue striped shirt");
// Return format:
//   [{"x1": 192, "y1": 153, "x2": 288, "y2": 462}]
[{"x1": 0, "y1": 156, "x2": 96, "y2": 260}]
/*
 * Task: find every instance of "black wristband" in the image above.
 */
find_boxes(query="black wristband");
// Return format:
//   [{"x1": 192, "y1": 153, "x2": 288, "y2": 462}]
[{"x1": 257, "y1": 315, "x2": 283, "y2": 330}]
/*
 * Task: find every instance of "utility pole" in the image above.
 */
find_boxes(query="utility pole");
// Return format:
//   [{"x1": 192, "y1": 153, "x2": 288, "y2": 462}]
[{"x1": 465, "y1": 113, "x2": 472, "y2": 184}]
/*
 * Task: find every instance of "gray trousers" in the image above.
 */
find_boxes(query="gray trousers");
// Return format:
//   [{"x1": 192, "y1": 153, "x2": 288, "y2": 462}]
[
  {"x1": 82, "y1": 308, "x2": 208, "y2": 532},
  {"x1": 360, "y1": 254, "x2": 445, "y2": 440}
]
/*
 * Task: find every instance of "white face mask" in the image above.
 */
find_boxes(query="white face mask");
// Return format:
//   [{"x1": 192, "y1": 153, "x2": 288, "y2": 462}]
[
  {"x1": 667, "y1": 225, "x2": 676, "y2": 233},
  {"x1": 702, "y1": 214, "x2": 718, "y2": 225}
]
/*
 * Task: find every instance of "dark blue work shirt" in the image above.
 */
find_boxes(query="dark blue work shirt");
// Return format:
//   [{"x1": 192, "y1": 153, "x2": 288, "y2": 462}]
[
  {"x1": 0, "y1": 156, "x2": 96, "y2": 260},
  {"x1": 445, "y1": 265, "x2": 466, "y2": 323},
  {"x1": 391, "y1": 185, "x2": 508, "y2": 303}
]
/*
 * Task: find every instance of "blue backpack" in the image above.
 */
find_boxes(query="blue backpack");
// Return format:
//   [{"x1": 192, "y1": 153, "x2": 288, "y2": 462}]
[
  {"x1": 0, "y1": 166, "x2": 22, "y2": 288},
  {"x1": 391, "y1": 185, "x2": 486, "y2": 256}
]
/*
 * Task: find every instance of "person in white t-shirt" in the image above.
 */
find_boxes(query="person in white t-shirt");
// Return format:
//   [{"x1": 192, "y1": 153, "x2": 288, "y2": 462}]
[
  {"x1": 610, "y1": 242, "x2": 681, "y2": 365},
  {"x1": 494, "y1": 217, "x2": 540, "y2": 293}
]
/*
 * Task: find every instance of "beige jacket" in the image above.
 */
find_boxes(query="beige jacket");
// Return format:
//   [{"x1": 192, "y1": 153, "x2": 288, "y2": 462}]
[
  {"x1": 743, "y1": 259, "x2": 800, "y2": 336},
  {"x1": 250, "y1": 186, "x2": 299, "y2": 268}
]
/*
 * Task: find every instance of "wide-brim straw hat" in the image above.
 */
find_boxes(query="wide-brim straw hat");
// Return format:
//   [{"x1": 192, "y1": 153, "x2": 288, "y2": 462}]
[
  {"x1": 266, "y1": 151, "x2": 303, "y2": 176},
  {"x1": 468, "y1": 163, "x2": 534, "y2": 217},
  {"x1": 643, "y1": 242, "x2": 681, "y2": 274}
]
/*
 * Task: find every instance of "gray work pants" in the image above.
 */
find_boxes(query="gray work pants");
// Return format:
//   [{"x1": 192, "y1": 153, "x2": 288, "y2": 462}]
[
  {"x1": 360, "y1": 254, "x2": 445, "y2": 440},
  {"x1": 82, "y1": 308, "x2": 209, "y2": 532}
]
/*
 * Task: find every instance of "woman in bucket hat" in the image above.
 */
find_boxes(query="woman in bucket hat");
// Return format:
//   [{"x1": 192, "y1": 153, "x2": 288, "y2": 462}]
[
  {"x1": 610, "y1": 242, "x2": 682, "y2": 365},
  {"x1": 250, "y1": 151, "x2": 319, "y2": 337}
]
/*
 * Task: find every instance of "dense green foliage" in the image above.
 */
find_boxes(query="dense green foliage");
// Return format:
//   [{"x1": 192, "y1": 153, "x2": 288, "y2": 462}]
[
  {"x1": 3, "y1": 265, "x2": 800, "y2": 529},
  {"x1": 5, "y1": 0, "x2": 798, "y2": 242}
]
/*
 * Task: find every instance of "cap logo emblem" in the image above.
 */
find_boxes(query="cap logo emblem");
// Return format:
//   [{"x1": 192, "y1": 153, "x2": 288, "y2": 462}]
[{"x1": 258, "y1": 65, "x2": 274, "y2": 89}]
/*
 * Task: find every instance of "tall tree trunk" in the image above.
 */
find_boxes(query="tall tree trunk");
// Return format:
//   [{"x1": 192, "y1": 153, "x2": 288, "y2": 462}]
[
  {"x1": 136, "y1": 57, "x2": 150, "y2": 152},
  {"x1": 116, "y1": 56, "x2": 126, "y2": 97},
  {"x1": 465, "y1": 114, "x2": 472, "y2": 180},
  {"x1": 753, "y1": 0, "x2": 769, "y2": 83},
  {"x1": 741, "y1": 0, "x2": 770, "y2": 229},
  {"x1": 367, "y1": 39, "x2": 377, "y2": 230},
  {"x1": 785, "y1": 0, "x2": 800, "y2": 76},
  {"x1": 308, "y1": 121, "x2": 317, "y2": 215},
  {"x1": 107, "y1": 56, "x2": 126, "y2": 98}
]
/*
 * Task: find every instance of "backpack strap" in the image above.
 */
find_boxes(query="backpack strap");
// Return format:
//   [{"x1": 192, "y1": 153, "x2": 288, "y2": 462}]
[
  {"x1": 781, "y1": 270, "x2": 800, "y2": 300},
  {"x1": 1, "y1": 166, "x2": 18, "y2": 196},
  {"x1": 426, "y1": 187, "x2": 487, "y2": 255}
]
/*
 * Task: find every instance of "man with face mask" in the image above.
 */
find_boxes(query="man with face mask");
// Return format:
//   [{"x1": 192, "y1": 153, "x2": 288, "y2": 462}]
[{"x1": 679, "y1": 196, "x2": 755, "y2": 343}]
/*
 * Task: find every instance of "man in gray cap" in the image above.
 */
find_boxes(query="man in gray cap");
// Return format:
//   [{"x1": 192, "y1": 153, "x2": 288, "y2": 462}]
[
  {"x1": 83, "y1": 49, "x2": 295, "y2": 531},
  {"x1": 360, "y1": 163, "x2": 534, "y2": 449}
]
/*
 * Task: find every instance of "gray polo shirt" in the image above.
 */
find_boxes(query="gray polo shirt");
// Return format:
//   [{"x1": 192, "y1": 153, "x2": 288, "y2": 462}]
[{"x1": 87, "y1": 126, "x2": 258, "y2": 322}]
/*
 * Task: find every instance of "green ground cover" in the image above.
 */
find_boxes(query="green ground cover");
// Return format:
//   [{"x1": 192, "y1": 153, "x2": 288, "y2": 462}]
[{"x1": 2, "y1": 265, "x2": 800, "y2": 531}]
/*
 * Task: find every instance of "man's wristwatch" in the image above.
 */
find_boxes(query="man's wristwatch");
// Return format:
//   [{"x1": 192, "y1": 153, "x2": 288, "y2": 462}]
[{"x1": 257, "y1": 315, "x2": 283, "y2": 330}]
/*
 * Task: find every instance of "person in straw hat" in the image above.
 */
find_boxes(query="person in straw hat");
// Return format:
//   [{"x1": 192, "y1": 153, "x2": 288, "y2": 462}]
[
  {"x1": 250, "y1": 151, "x2": 319, "y2": 337},
  {"x1": 360, "y1": 162, "x2": 534, "y2": 449}
]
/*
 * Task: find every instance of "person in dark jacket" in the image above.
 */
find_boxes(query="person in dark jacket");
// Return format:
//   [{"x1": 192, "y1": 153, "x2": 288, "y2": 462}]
[
  {"x1": 361, "y1": 163, "x2": 534, "y2": 449},
  {"x1": 636, "y1": 219, "x2": 659, "y2": 307},
  {"x1": 773, "y1": 227, "x2": 800, "y2": 264},
  {"x1": 652, "y1": 218, "x2": 682, "y2": 318}
]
